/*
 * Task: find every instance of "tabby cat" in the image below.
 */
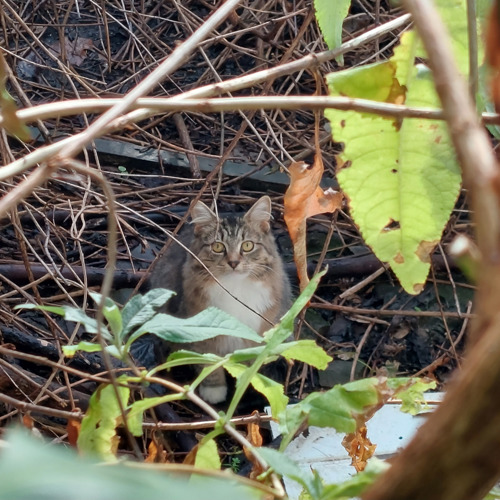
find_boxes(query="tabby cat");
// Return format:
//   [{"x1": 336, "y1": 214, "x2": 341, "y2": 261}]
[{"x1": 150, "y1": 196, "x2": 291, "y2": 404}]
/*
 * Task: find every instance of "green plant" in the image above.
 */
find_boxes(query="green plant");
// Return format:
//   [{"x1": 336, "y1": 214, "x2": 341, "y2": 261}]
[
  {"x1": 1, "y1": 0, "x2": 494, "y2": 498},
  {"x1": 16, "y1": 271, "x2": 436, "y2": 498},
  {"x1": 315, "y1": 0, "x2": 490, "y2": 293}
]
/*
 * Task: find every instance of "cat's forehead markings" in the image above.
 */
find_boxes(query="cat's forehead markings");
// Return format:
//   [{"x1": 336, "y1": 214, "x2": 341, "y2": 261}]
[{"x1": 219, "y1": 217, "x2": 244, "y2": 239}]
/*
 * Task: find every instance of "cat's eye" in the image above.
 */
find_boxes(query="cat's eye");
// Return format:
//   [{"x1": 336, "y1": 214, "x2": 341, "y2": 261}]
[
  {"x1": 211, "y1": 241, "x2": 225, "y2": 253},
  {"x1": 241, "y1": 241, "x2": 255, "y2": 252}
]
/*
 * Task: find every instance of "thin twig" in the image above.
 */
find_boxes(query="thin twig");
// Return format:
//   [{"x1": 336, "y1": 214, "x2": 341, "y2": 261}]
[
  {"x1": 56, "y1": 0, "x2": 245, "y2": 160},
  {"x1": 310, "y1": 301, "x2": 475, "y2": 319},
  {"x1": 144, "y1": 375, "x2": 286, "y2": 497}
]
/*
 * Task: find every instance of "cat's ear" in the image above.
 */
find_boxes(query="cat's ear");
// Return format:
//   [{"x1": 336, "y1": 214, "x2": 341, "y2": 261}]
[
  {"x1": 244, "y1": 196, "x2": 272, "y2": 232},
  {"x1": 191, "y1": 201, "x2": 217, "y2": 233}
]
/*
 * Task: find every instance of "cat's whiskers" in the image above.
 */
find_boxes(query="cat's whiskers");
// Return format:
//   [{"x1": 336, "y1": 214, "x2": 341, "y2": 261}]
[{"x1": 249, "y1": 263, "x2": 280, "y2": 279}]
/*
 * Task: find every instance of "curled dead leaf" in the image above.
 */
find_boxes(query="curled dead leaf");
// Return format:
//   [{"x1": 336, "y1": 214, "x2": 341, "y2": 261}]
[
  {"x1": 284, "y1": 157, "x2": 343, "y2": 291},
  {"x1": 67, "y1": 417, "x2": 81, "y2": 447},
  {"x1": 145, "y1": 437, "x2": 168, "y2": 463},
  {"x1": 342, "y1": 425, "x2": 377, "y2": 472},
  {"x1": 244, "y1": 412, "x2": 265, "y2": 479}
]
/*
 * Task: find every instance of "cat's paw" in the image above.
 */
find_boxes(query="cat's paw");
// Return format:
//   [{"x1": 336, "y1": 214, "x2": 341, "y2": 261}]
[{"x1": 199, "y1": 383, "x2": 227, "y2": 404}]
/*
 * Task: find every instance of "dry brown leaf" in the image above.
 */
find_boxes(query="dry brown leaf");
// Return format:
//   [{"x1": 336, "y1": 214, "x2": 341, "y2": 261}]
[
  {"x1": 284, "y1": 156, "x2": 343, "y2": 290},
  {"x1": 145, "y1": 437, "x2": 168, "y2": 463},
  {"x1": 145, "y1": 439, "x2": 159, "y2": 463},
  {"x1": 183, "y1": 443, "x2": 198, "y2": 465},
  {"x1": 49, "y1": 37, "x2": 94, "y2": 67},
  {"x1": 22, "y1": 414, "x2": 34, "y2": 429},
  {"x1": 67, "y1": 417, "x2": 81, "y2": 447},
  {"x1": 243, "y1": 412, "x2": 265, "y2": 479},
  {"x1": 342, "y1": 425, "x2": 377, "y2": 472}
]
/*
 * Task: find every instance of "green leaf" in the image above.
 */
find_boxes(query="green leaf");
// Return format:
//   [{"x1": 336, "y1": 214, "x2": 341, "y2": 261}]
[
  {"x1": 314, "y1": 0, "x2": 351, "y2": 65},
  {"x1": 395, "y1": 378, "x2": 437, "y2": 415},
  {"x1": 225, "y1": 363, "x2": 288, "y2": 417},
  {"x1": 128, "y1": 307, "x2": 263, "y2": 346},
  {"x1": 127, "y1": 393, "x2": 183, "y2": 435},
  {"x1": 78, "y1": 379, "x2": 131, "y2": 461},
  {"x1": 195, "y1": 438, "x2": 221, "y2": 470},
  {"x1": 280, "y1": 340, "x2": 332, "y2": 369},
  {"x1": 163, "y1": 350, "x2": 222, "y2": 367},
  {"x1": 226, "y1": 339, "x2": 330, "y2": 367},
  {"x1": 257, "y1": 447, "x2": 321, "y2": 498},
  {"x1": 0, "y1": 429, "x2": 261, "y2": 500},
  {"x1": 15, "y1": 303, "x2": 111, "y2": 339},
  {"x1": 14, "y1": 303, "x2": 66, "y2": 315},
  {"x1": 89, "y1": 292, "x2": 122, "y2": 338},
  {"x1": 279, "y1": 378, "x2": 382, "y2": 449},
  {"x1": 63, "y1": 307, "x2": 109, "y2": 336},
  {"x1": 320, "y1": 458, "x2": 390, "y2": 500},
  {"x1": 149, "y1": 350, "x2": 224, "y2": 379},
  {"x1": 415, "y1": 0, "x2": 485, "y2": 77},
  {"x1": 326, "y1": 32, "x2": 461, "y2": 294},
  {"x1": 279, "y1": 377, "x2": 436, "y2": 451},
  {"x1": 306, "y1": 378, "x2": 380, "y2": 430},
  {"x1": 62, "y1": 341, "x2": 102, "y2": 357},
  {"x1": 0, "y1": 51, "x2": 31, "y2": 142},
  {"x1": 121, "y1": 288, "x2": 176, "y2": 341}
]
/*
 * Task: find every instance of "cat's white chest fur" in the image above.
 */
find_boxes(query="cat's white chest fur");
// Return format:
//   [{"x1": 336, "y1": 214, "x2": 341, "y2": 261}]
[{"x1": 207, "y1": 273, "x2": 271, "y2": 334}]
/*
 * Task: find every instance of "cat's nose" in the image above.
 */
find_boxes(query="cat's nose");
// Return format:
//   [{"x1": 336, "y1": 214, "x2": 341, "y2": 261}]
[{"x1": 228, "y1": 260, "x2": 240, "y2": 269}]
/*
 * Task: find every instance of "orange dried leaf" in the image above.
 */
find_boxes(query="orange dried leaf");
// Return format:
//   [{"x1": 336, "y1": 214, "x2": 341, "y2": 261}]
[
  {"x1": 246, "y1": 420, "x2": 263, "y2": 448},
  {"x1": 183, "y1": 443, "x2": 198, "y2": 465},
  {"x1": 244, "y1": 416, "x2": 265, "y2": 479},
  {"x1": 22, "y1": 414, "x2": 34, "y2": 430},
  {"x1": 342, "y1": 426, "x2": 377, "y2": 472},
  {"x1": 145, "y1": 439, "x2": 158, "y2": 463},
  {"x1": 67, "y1": 417, "x2": 81, "y2": 447},
  {"x1": 145, "y1": 438, "x2": 168, "y2": 463},
  {"x1": 284, "y1": 156, "x2": 343, "y2": 290}
]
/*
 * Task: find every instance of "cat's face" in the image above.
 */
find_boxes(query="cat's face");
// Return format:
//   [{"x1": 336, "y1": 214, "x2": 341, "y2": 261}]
[{"x1": 188, "y1": 196, "x2": 279, "y2": 280}]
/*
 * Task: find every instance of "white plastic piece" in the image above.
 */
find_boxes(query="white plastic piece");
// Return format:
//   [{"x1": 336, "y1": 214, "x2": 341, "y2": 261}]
[{"x1": 266, "y1": 393, "x2": 444, "y2": 499}]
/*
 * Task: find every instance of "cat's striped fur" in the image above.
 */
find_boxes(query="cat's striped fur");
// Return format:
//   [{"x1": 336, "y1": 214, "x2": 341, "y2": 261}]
[{"x1": 150, "y1": 196, "x2": 291, "y2": 404}]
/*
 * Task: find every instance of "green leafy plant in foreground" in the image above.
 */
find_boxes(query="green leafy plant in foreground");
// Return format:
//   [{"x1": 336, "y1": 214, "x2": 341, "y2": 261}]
[
  {"x1": 15, "y1": 271, "x2": 437, "y2": 499},
  {"x1": 0, "y1": 429, "x2": 258, "y2": 500}
]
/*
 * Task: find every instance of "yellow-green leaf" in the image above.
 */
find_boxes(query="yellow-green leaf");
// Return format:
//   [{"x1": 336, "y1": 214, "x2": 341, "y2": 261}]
[
  {"x1": 226, "y1": 363, "x2": 288, "y2": 417},
  {"x1": 280, "y1": 340, "x2": 332, "y2": 370},
  {"x1": 195, "y1": 438, "x2": 221, "y2": 470},
  {"x1": 77, "y1": 379, "x2": 130, "y2": 461},
  {"x1": 326, "y1": 32, "x2": 461, "y2": 294},
  {"x1": 0, "y1": 51, "x2": 31, "y2": 142}
]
